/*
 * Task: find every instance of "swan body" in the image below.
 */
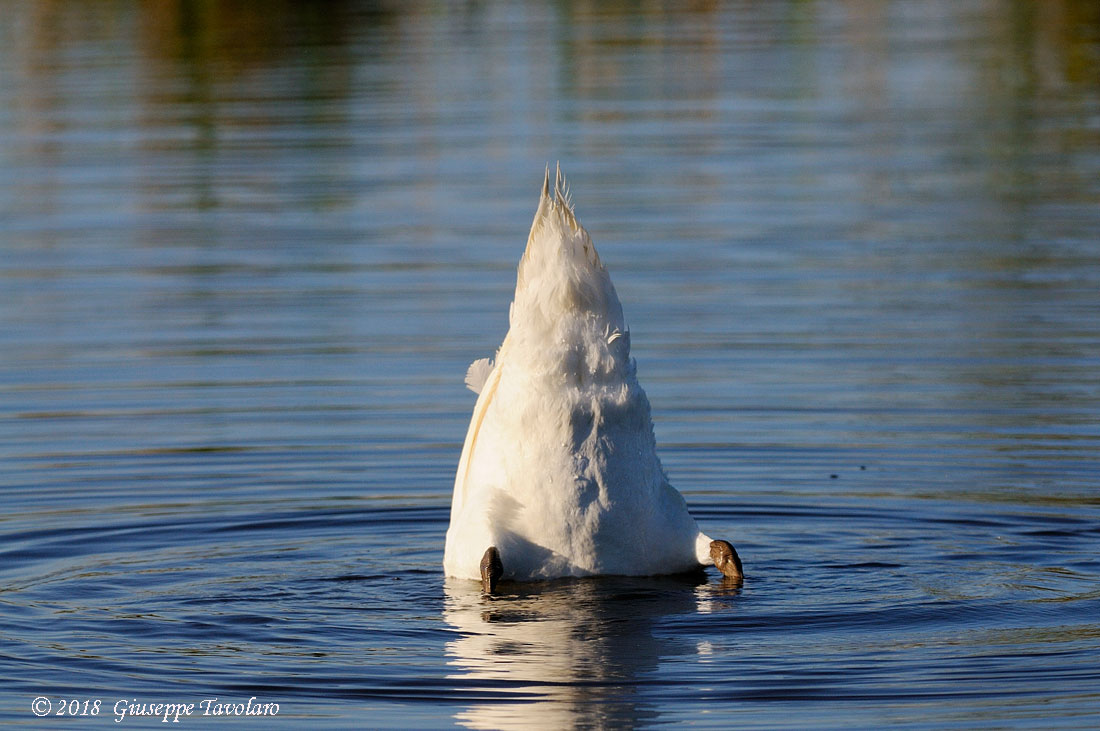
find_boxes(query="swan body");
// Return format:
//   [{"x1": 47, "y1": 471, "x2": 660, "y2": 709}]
[{"x1": 443, "y1": 166, "x2": 739, "y2": 585}]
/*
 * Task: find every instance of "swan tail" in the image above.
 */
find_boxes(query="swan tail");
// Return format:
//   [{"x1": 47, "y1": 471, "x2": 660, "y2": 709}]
[{"x1": 513, "y1": 164, "x2": 624, "y2": 332}]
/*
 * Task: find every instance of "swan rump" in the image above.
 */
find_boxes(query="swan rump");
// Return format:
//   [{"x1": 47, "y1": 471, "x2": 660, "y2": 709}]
[{"x1": 444, "y1": 166, "x2": 719, "y2": 583}]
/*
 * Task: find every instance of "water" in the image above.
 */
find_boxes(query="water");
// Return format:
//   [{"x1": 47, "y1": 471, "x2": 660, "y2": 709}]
[{"x1": 2, "y1": 0, "x2": 1099, "y2": 727}]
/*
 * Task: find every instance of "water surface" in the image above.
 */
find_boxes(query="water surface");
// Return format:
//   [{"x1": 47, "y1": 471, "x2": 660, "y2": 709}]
[{"x1": 2, "y1": 1, "x2": 1099, "y2": 728}]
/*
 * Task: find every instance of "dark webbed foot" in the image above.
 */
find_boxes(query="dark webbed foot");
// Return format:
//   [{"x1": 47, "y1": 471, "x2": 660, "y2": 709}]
[
  {"x1": 709, "y1": 540, "x2": 743, "y2": 581},
  {"x1": 480, "y1": 546, "x2": 503, "y2": 594}
]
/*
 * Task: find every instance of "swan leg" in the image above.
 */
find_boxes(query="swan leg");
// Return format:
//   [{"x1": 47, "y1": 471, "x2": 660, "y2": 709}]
[
  {"x1": 709, "y1": 540, "x2": 743, "y2": 581},
  {"x1": 480, "y1": 546, "x2": 503, "y2": 594}
]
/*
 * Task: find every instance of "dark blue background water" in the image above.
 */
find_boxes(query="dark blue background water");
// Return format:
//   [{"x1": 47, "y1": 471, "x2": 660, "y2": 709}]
[{"x1": 2, "y1": 1, "x2": 1099, "y2": 728}]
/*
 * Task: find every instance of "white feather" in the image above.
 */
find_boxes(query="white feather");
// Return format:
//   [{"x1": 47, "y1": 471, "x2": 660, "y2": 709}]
[{"x1": 464, "y1": 358, "x2": 494, "y2": 395}]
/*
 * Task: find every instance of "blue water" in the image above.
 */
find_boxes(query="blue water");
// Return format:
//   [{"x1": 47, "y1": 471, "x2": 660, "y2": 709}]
[{"x1": 2, "y1": 1, "x2": 1099, "y2": 728}]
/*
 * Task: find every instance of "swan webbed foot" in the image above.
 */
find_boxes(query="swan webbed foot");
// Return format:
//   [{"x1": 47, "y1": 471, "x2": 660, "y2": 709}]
[
  {"x1": 709, "y1": 539, "x2": 743, "y2": 582},
  {"x1": 480, "y1": 546, "x2": 503, "y2": 594}
]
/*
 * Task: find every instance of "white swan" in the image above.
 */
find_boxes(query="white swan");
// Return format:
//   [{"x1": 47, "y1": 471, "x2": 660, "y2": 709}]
[{"x1": 444, "y1": 165, "x2": 742, "y2": 591}]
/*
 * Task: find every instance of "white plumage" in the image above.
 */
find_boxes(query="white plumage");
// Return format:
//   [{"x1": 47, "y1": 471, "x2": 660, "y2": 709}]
[{"x1": 444, "y1": 166, "x2": 736, "y2": 585}]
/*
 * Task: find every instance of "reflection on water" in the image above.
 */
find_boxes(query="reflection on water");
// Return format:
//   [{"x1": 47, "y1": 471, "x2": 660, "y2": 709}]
[
  {"x1": 444, "y1": 576, "x2": 738, "y2": 730},
  {"x1": 2, "y1": 0, "x2": 1100, "y2": 728}
]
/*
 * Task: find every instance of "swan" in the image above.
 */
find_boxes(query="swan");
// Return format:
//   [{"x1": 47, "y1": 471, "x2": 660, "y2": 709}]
[{"x1": 444, "y1": 165, "x2": 742, "y2": 592}]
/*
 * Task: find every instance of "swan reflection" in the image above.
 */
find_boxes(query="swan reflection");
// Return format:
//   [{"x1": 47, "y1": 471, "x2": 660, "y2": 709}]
[{"x1": 443, "y1": 575, "x2": 741, "y2": 729}]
